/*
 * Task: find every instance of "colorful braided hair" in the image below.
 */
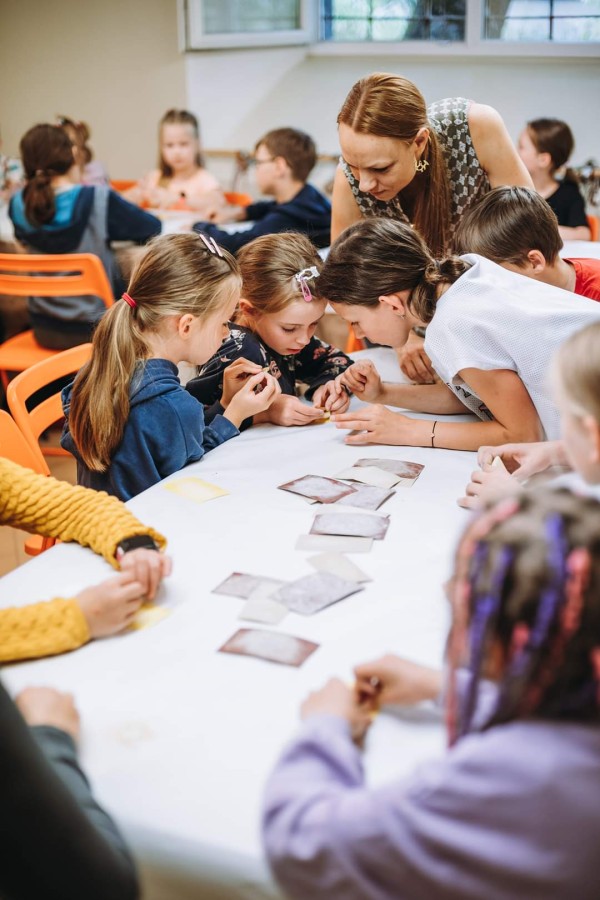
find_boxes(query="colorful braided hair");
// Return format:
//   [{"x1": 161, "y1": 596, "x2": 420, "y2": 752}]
[{"x1": 446, "y1": 489, "x2": 600, "y2": 746}]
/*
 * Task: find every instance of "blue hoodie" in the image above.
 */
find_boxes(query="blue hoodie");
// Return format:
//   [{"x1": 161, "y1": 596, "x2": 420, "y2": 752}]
[{"x1": 61, "y1": 358, "x2": 239, "y2": 501}]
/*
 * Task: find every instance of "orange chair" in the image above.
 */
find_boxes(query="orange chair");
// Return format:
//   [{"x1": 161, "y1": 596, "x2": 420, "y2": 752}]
[
  {"x1": 110, "y1": 179, "x2": 137, "y2": 193},
  {"x1": 345, "y1": 326, "x2": 365, "y2": 354},
  {"x1": 0, "y1": 253, "x2": 113, "y2": 390},
  {"x1": 587, "y1": 214, "x2": 599, "y2": 242},
  {"x1": 6, "y1": 344, "x2": 92, "y2": 555},
  {"x1": 224, "y1": 191, "x2": 253, "y2": 207}
]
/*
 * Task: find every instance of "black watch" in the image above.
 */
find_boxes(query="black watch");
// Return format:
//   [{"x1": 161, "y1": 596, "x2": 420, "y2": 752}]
[{"x1": 116, "y1": 535, "x2": 160, "y2": 557}]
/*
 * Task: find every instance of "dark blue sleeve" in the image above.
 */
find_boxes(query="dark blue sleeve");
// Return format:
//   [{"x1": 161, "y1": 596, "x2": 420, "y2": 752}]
[
  {"x1": 107, "y1": 191, "x2": 162, "y2": 243},
  {"x1": 193, "y1": 207, "x2": 300, "y2": 254},
  {"x1": 294, "y1": 338, "x2": 354, "y2": 399},
  {"x1": 245, "y1": 200, "x2": 276, "y2": 221}
]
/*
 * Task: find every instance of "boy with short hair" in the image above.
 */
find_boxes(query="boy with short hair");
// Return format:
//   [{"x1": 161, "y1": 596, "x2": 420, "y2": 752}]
[
  {"x1": 193, "y1": 127, "x2": 331, "y2": 253},
  {"x1": 453, "y1": 186, "x2": 600, "y2": 301}
]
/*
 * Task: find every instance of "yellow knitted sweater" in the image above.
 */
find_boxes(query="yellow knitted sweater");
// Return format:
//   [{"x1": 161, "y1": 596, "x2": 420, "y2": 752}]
[{"x1": 0, "y1": 458, "x2": 166, "y2": 663}]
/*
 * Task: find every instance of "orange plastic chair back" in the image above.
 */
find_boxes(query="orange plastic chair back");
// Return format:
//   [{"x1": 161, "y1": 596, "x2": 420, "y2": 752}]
[
  {"x1": 110, "y1": 179, "x2": 137, "y2": 193},
  {"x1": 224, "y1": 191, "x2": 253, "y2": 207},
  {"x1": 7, "y1": 343, "x2": 92, "y2": 464},
  {"x1": 587, "y1": 214, "x2": 599, "y2": 242},
  {"x1": 0, "y1": 253, "x2": 113, "y2": 389},
  {"x1": 345, "y1": 326, "x2": 365, "y2": 355}
]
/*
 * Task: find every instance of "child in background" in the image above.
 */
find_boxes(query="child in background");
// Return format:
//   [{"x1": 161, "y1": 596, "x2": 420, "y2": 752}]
[
  {"x1": 263, "y1": 488, "x2": 600, "y2": 900},
  {"x1": 61, "y1": 233, "x2": 279, "y2": 500},
  {"x1": 518, "y1": 118, "x2": 591, "y2": 241},
  {"x1": 453, "y1": 186, "x2": 600, "y2": 300},
  {"x1": 461, "y1": 321, "x2": 600, "y2": 508},
  {"x1": 126, "y1": 109, "x2": 224, "y2": 215},
  {"x1": 9, "y1": 124, "x2": 161, "y2": 349},
  {"x1": 320, "y1": 218, "x2": 600, "y2": 451},
  {"x1": 0, "y1": 457, "x2": 170, "y2": 662},
  {"x1": 57, "y1": 115, "x2": 109, "y2": 186},
  {"x1": 193, "y1": 127, "x2": 331, "y2": 253},
  {"x1": 186, "y1": 232, "x2": 352, "y2": 427}
]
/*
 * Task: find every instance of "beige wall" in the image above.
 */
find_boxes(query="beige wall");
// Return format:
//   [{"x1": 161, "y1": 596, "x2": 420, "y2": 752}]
[{"x1": 0, "y1": 0, "x2": 186, "y2": 178}]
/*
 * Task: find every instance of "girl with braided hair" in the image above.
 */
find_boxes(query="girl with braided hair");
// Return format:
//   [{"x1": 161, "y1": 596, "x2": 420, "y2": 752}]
[
  {"x1": 319, "y1": 217, "x2": 600, "y2": 451},
  {"x1": 263, "y1": 488, "x2": 600, "y2": 900}
]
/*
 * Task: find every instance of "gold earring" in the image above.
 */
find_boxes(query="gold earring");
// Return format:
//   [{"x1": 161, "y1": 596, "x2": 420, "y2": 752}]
[{"x1": 415, "y1": 158, "x2": 429, "y2": 174}]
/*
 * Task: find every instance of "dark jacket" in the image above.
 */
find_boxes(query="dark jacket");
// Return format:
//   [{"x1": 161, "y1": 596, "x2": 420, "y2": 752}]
[
  {"x1": 61, "y1": 358, "x2": 238, "y2": 501},
  {"x1": 192, "y1": 184, "x2": 331, "y2": 253}
]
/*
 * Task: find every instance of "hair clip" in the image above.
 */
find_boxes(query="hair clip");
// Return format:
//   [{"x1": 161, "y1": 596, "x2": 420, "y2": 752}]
[
  {"x1": 122, "y1": 292, "x2": 137, "y2": 309},
  {"x1": 197, "y1": 232, "x2": 224, "y2": 258},
  {"x1": 294, "y1": 265, "x2": 320, "y2": 302}
]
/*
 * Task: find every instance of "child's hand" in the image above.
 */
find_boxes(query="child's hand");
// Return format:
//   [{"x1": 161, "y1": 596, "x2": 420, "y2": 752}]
[
  {"x1": 15, "y1": 687, "x2": 80, "y2": 742},
  {"x1": 312, "y1": 380, "x2": 351, "y2": 414},
  {"x1": 301, "y1": 678, "x2": 373, "y2": 746},
  {"x1": 221, "y1": 358, "x2": 265, "y2": 406},
  {"x1": 76, "y1": 572, "x2": 147, "y2": 639},
  {"x1": 458, "y1": 462, "x2": 518, "y2": 510},
  {"x1": 224, "y1": 372, "x2": 281, "y2": 427},
  {"x1": 335, "y1": 360, "x2": 382, "y2": 403},
  {"x1": 354, "y1": 655, "x2": 442, "y2": 709},
  {"x1": 118, "y1": 548, "x2": 172, "y2": 601},
  {"x1": 332, "y1": 405, "x2": 409, "y2": 445},
  {"x1": 263, "y1": 395, "x2": 326, "y2": 427},
  {"x1": 477, "y1": 441, "x2": 566, "y2": 479}
]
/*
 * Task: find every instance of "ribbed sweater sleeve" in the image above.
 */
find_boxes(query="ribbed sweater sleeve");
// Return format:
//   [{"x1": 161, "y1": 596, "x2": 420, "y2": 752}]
[{"x1": 0, "y1": 598, "x2": 90, "y2": 663}]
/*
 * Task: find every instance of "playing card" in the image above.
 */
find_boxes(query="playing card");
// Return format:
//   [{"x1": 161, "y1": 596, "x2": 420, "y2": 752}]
[
  {"x1": 129, "y1": 604, "x2": 170, "y2": 631},
  {"x1": 334, "y1": 483, "x2": 394, "y2": 510},
  {"x1": 355, "y1": 458, "x2": 424, "y2": 485},
  {"x1": 273, "y1": 571, "x2": 363, "y2": 615},
  {"x1": 238, "y1": 597, "x2": 288, "y2": 625},
  {"x1": 212, "y1": 572, "x2": 285, "y2": 599},
  {"x1": 311, "y1": 512, "x2": 390, "y2": 540},
  {"x1": 164, "y1": 477, "x2": 229, "y2": 503},
  {"x1": 307, "y1": 552, "x2": 371, "y2": 583},
  {"x1": 336, "y1": 466, "x2": 399, "y2": 489},
  {"x1": 295, "y1": 534, "x2": 373, "y2": 553},
  {"x1": 219, "y1": 628, "x2": 319, "y2": 667},
  {"x1": 491, "y1": 455, "x2": 508, "y2": 472},
  {"x1": 278, "y1": 474, "x2": 357, "y2": 503}
]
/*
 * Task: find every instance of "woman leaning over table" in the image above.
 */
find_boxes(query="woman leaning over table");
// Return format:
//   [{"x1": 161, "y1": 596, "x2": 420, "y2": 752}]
[{"x1": 332, "y1": 73, "x2": 532, "y2": 383}]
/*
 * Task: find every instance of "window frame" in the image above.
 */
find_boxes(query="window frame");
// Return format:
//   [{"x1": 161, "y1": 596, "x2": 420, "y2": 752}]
[{"x1": 182, "y1": 0, "x2": 316, "y2": 50}]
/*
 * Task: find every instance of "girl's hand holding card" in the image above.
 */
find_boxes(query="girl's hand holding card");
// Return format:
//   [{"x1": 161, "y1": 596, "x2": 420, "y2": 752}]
[
  {"x1": 221, "y1": 357, "x2": 265, "y2": 405},
  {"x1": 301, "y1": 678, "x2": 373, "y2": 746},
  {"x1": 224, "y1": 372, "x2": 280, "y2": 428},
  {"x1": 336, "y1": 360, "x2": 382, "y2": 403},
  {"x1": 354, "y1": 655, "x2": 443, "y2": 708},
  {"x1": 265, "y1": 394, "x2": 325, "y2": 427},
  {"x1": 312, "y1": 380, "x2": 351, "y2": 414}
]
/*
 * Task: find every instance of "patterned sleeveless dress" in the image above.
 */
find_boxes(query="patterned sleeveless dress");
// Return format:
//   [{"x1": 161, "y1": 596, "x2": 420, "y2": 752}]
[{"x1": 341, "y1": 97, "x2": 490, "y2": 248}]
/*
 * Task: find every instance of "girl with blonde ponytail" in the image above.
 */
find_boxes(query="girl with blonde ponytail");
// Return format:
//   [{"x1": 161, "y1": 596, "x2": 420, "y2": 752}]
[
  {"x1": 318, "y1": 218, "x2": 600, "y2": 452},
  {"x1": 61, "y1": 233, "x2": 280, "y2": 500}
]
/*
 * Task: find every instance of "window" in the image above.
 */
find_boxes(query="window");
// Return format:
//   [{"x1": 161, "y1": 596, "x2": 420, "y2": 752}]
[
  {"x1": 485, "y1": 0, "x2": 600, "y2": 41},
  {"x1": 183, "y1": 0, "x2": 312, "y2": 49},
  {"x1": 322, "y1": 0, "x2": 466, "y2": 42}
]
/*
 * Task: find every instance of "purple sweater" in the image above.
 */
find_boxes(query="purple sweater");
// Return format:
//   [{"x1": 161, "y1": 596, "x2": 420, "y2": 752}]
[{"x1": 263, "y1": 710, "x2": 600, "y2": 899}]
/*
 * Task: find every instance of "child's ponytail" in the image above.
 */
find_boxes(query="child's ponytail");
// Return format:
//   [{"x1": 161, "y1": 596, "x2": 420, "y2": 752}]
[
  {"x1": 20, "y1": 124, "x2": 74, "y2": 226},
  {"x1": 318, "y1": 218, "x2": 468, "y2": 322}
]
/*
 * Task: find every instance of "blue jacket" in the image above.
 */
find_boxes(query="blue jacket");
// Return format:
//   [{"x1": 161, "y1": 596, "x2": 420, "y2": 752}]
[
  {"x1": 193, "y1": 184, "x2": 331, "y2": 253},
  {"x1": 61, "y1": 358, "x2": 239, "y2": 501}
]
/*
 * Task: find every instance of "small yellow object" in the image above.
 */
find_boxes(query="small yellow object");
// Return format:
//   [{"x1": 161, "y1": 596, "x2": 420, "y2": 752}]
[
  {"x1": 164, "y1": 477, "x2": 229, "y2": 504},
  {"x1": 129, "y1": 604, "x2": 170, "y2": 631},
  {"x1": 311, "y1": 409, "x2": 331, "y2": 425}
]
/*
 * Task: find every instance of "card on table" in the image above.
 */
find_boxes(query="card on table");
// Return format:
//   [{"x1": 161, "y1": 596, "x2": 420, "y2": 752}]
[
  {"x1": 296, "y1": 533, "x2": 374, "y2": 553},
  {"x1": 164, "y1": 477, "x2": 230, "y2": 504},
  {"x1": 355, "y1": 458, "x2": 424, "y2": 486},
  {"x1": 238, "y1": 596, "x2": 288, "y2": 625},
  {"x1": 333, "y1": 483, "x2": 394, "y2": 510},
  {"x1": 310, "y1": 512, "x2": 390, "y2": 540},
  {"x1": 307, "y1": 551, "x2": 372, "y2": 583},
  {"x1": 273, "y1": 571, "x2": 363, "y2": 615},
  {"x1": 129, "y1": 604, "x2": 170, "y2": 631},
  {"x1": 335, "y1": 466, "x2": 399, "y2": 490},
  {"x1": 219, "y1": 628, "x2": 319, "y2": 667},
  {"x1": 212, "y1": 572, "x2": 285, "y2": 599},
  {"x1": 278, "y1": 474, "x2": 357, "y2": 504}
]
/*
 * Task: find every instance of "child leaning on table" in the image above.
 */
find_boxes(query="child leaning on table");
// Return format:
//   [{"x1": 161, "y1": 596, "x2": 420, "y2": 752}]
[
  {"x1": 453, "y1": 186, "x2": 600, "y2": 301},
  {"x1": 61, "y1": 233, "x2": 279, "y2": 501},
  {"x1": 320, "y1": 217, "x2": 600, "y2": 451},
  {"x1": 186, "y1": 232, "x2": 353, "y2": 427},
  {"x1": 462, "y1": 321, "x2": 600, "y2": 509},
  {"x1": 0, "y1": 457, "x2": 170, "y2": 663},
  {"x1": 263, "y1": 488, "x2": 600, "y2": 900}
]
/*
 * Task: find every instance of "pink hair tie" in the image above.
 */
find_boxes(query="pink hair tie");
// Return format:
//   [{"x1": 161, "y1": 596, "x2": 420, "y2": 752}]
[{"x1": 122, "y1": 292, "x2": 137, "y2": 309}]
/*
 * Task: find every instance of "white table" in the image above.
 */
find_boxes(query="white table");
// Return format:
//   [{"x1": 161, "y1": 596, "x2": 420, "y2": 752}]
[
  {"x1": 0, "y1": 349, "x2": 477, "y2": 900},
  {"x1": 561, "y1": 239, "x2": 600, "y2": 259}
]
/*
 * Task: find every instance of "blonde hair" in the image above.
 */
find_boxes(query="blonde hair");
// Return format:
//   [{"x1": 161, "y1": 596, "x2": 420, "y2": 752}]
[
  {"x1": 555, "y1": 322, "x2": 600, "y2": 422},
  {"x1": 68, "y1": 233, "x2": 240, "y2": 471},
  {"x1": 337, "y1": 73, "x2": 451, "y2": 257},
  {"x1": 235, "y1": 232, "x2": 323, "y2": 327}
]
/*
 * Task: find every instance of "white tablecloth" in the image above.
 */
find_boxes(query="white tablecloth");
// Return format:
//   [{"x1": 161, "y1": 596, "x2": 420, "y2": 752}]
[{"x1": 0, "y1": 349, "x2": 477, "y2": 899}]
